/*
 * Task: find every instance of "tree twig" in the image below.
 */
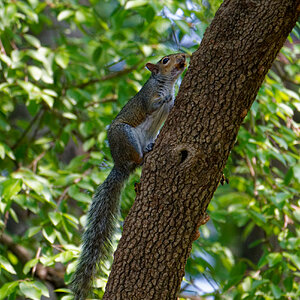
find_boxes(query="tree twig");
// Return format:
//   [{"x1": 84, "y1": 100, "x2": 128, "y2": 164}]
[
  {"x1": 0, "y1": 233, "x2": 65, "y2": 287},
  {"x1": 32, "y1": 247, "x2": 41, "y2": 276},
  {"x1": 12, "y1": 108, "x2": 44, "y2": 150},
  {"x1": 75, "y1": 63, "x2": 142, "y2": 89}
]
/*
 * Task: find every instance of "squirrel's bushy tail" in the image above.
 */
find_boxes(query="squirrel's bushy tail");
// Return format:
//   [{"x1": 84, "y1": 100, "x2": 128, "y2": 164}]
[{"x1": 71, "y1": 166, "x2": 130, "y2": 300}]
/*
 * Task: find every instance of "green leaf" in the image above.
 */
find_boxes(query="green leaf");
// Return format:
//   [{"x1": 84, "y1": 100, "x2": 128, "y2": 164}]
[
  {"x1": 24, "y1": 34, "x2": 41, "y2": 48},
  {"x1": 283, "y1": 277, "x2": 293, "y2": 292},
  {"x1": 0, "y1": 255, "x2": 16, "y2": 274},
  {"x1": 92, "y1": 46, "x2": 102, "y2": 63},
  {"x1": 0, "y1": 53, "x2": 12, "y2": 66},
  {"x1": 9, "y1": 207, "x2": 19, "y2": 223},
  {"x1": 175, "y1": 20, "x2": 191, "y2": 34},
  {"x1": 125, "y1": 0, "x2": 148, "y2": 9},
  {"x1": 41, "y1": 93, "x2": 54, "y2": 108},
  {"x1": 27, "y1": 226, "x2": 42, "y2": 238},
  {"x1": 266, "y1": 253, "x2": 282, "y2": 267},
  {"x1": 210, "y1": 210, "x2": 227, "y2": 223},
  {"x1": 1, "y1": 178, "x2": 22, "y2": 200},
  {"x1": 224, "y1": 261, "x2": 247, "y2": 291},
  {"x1": 283, "y1": 253, "x2": 300, "y2": 269},
  {"x1": 271, "y1": 135, "x2": 288, "y2": 150},
  {"x1": 49, "y1": 211, "x2": 62, "y2": 226},
  {"x1": 4, "y1": 144, "x2": 16, "y2": 160},
  {"x1": 0, "y1": 282, "x2": 19, "y2": 300},
  {"x1": 54, "y1": 250, "x2": 74, "y2": 263},
  {"x1": 293, "y1": 209, "x2": 300, "y2": 222},
  {"x1": 23, "y1": 178, "x2": 43, "y2": 194},
  {"x1": 249, "y1": 210, "x2": 267, "y2": 225},
  {"x1": 23, "y1": 258, "x2": 39, "y2": 275},
  {"x1": 19, "y1": 282, "x2": 41, "y2": 300},
  {"x1": 63, "y1": 112, "x2": 77, "y2": 120},
  {"x1": 270, "y1": 283, "x2": 282, "y2": 299},
  {"x1": 41, "y1": 70, "x2": 54, "y2": 84},
  {"x1": 28, "y1": 65, "x2": 42, "y2": 81},
  {"x1": 43, "y1": 89, "x2": 58, "y2": 97},
  {"x1": 54, "y1": 288, "x2": 72, "y2": 293},
  {"x1": 0, "y1": 143, "x2": 5, "y2": 159},
  {"x1": 55, "y1": 52, "x2": 69, "y2": 69},
  {"x1": 83, "y1": 138, "x2": 95, "y2": 151},
  {"x1": 57, "y1": 10, "x2": 74, "y2": 21},
  {"x1": 77, "y1": 181, "x2": 94, "y2": 192},
  {"x1": 63, "y1": 213, "x2": 79, "y2": 225},
  {"x1": 68, "y1": 185, "x2": 92, "y2": 203},
  {"x1": 42, "y1": 226, "x2": 56, "y2": 243},
  {"x1": 293, "y1": 164, "x2": 300, "y2": 183},
  {"x1": 16, "y1": 2, "x2": 38, "y2": 23},
  {"x1": 33, "y1": 281, "x2": 49, "y2": 297}
]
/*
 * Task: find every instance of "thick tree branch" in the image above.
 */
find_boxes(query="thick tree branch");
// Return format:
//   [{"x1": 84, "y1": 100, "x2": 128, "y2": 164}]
[{"x1": 104, "y1": 0, "x2": 300, "y2": 299}]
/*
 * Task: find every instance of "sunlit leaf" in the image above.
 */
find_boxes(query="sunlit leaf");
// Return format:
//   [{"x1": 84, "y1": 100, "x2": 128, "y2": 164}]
[
  {"x1": 57, "y1": 10, "x2": 74, "y2": 21},
  {"x1": 1, "y1": 178, "x2": 22, "y2": 200},
  {"x1": 0, "y1": 255, "x2": 16, "y2": 274}
]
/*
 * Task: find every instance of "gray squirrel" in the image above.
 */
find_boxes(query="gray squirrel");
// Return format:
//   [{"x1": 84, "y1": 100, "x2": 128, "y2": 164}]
[{"x1": 71, "y1": 53, "x2": 187, "y2": 299}]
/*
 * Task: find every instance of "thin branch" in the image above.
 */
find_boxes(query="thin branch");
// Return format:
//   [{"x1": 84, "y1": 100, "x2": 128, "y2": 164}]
[
  {"x1": 29, "y1": 141, "x2": 54, "y2": 173},
  {"x1": 84, "y1": 95, "x2": 118, "y2": 108},
  {"x1": 0, "y1": 233, "x2": 65, "y2": 287},
  {"x1": 0, "y1": 233, "x2": 31, "y2": 264},
  {"x1": 30, "y1": 109, "x2": 46, "y2": 144},
  {"x1": 202, "y1": 273, "x2": 219, "y2": 291},
  {"x1": 12, "y1": 108, "x2": 44, "y2": 150},
  {"x1": 32, "y1": 247, "x2": 41, "y2": 276},
  {"x1": 75, "y1": 63, "x2": 142, "y2": 89}
]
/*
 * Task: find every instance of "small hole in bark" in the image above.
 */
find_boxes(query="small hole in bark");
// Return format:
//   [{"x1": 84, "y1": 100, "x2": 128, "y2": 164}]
[{"x1": 180, "y1": 150, "x2": 188, "y2": 163}]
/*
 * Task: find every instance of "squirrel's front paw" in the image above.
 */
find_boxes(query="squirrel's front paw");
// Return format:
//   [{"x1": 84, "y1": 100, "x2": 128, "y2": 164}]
[
  {"x1": 134, "y1": 182, "x2": 141, "y2": 194},
  {"x1": 163, "y1": 95, "x2": 173, "y2": 103},
  {"x1": 220, "y1": 174, "x2": 229, "y2": 185},
  {"x1": 193, "y1": 213, "x2": 210, "y2": 241}
]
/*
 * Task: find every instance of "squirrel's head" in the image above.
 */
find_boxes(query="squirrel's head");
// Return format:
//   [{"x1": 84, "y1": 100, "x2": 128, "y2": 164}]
[{"x1": 146, "y1": 53, "x2": 188, "y2": 81}]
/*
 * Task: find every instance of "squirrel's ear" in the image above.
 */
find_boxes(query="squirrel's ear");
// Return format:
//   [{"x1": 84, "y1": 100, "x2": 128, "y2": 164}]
[{"x1": 146, "y1": 63, "x2": 159, "y2": 74}]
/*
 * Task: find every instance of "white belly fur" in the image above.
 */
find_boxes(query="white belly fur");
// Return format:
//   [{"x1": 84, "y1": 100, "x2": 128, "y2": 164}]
[{"x1": 135, "y1": 102, "x2": 173, "y2": 151}]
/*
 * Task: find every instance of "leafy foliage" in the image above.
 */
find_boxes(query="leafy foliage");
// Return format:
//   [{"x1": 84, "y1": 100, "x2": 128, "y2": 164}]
[{"x1": 0, "y1": 0, "x2": 299, "y2": 299}]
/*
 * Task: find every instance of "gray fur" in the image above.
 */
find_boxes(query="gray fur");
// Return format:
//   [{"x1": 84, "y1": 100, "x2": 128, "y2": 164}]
[{"x1": 71, "y1": 167, "x2": 130, "y2": 300}]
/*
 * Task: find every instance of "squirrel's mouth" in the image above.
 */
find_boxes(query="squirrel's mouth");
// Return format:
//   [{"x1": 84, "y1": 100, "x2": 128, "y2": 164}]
[
  {"x1": 176, "y1": 60, "x2": 186, "y2": 71},
  {"x1": 179, "y1": 61, "x2": 186, "y2": 68}
]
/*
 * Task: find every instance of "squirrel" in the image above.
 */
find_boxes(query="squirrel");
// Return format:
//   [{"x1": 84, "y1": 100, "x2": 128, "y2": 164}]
[{"x1": 71, "y1": 53, "x2": 187, "y2": 299}]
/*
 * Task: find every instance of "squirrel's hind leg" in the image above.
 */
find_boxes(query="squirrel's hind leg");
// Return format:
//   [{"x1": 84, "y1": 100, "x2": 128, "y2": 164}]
[{"x1": 109, "y1": 123, "x2": 143, "y2": 169}]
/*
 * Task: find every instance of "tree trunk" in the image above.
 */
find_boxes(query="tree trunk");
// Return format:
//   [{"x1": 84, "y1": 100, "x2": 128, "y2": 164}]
[{"x1": 104, "y1": 0, "x2": 300, "y2": 299}]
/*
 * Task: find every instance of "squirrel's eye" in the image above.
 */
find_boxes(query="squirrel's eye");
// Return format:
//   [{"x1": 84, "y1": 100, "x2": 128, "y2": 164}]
[{"x1": 162, "y1": 57, "x2": 169, "y2": 64}]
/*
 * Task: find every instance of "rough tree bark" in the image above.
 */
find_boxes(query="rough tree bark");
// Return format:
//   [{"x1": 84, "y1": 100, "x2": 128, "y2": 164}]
[{"x1": 104, "y1": 0, "x2": 300, "y2": 299}]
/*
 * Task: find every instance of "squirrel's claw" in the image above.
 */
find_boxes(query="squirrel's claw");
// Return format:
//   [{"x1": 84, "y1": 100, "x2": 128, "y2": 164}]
[
  {"x1": 220, "y1": 173, "x2": 229, "y2": 185},
  {"x1": 144, "y1": 142, "x2": 155, "y2": 153},
  {"x1": 193, "y1": 213, "x2": 210, "y2": 241},
  {"x1": 134, "y1": 182, "x2": 141, "y2": 194}
]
